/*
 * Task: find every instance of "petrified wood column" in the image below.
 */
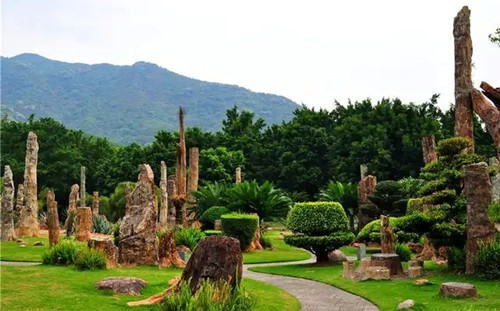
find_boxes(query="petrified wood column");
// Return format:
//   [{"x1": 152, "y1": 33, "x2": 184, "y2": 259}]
[
  {"x1": 357, "y1": 175, "x2": 377, "y2": 230},
  {"x1": 92, "y1": 191, "x2": 99, "y2": 217},
  {"x1": 380, "y1": 215, "x2": 395, "y2": 253},
  {"x1": 235, "y1": 167, "x2": 242, "y2": 184},
  {"x1": 187, "y1": 148, "x2": 199, "y2": 193},
  {"x1": 118, "y1": 164, "x2": 158, "y2": 266},
  {"x1": 422, "y1": 135, "x2": 438, "y2": 164},
  {"x1": 167, "y1": 176, "x2": 177, "y2": 226},
  {"x1": 159, "y1": 161, "x2": 168, "y2": 226},
  {"x1": 1, "y1": 166, "x2": 17, "y2": 241},
  {"x1": 472, "y1": 88, "x2": 500, "y2": 160},
  {"x1": 64, "y1": 184, "x2": 79, "y2": 236},
  {"x1": 158, "y1": 228, "x2": 185, "y2": 268},
  {"x1": 453, "y1": 6, "x2": 474, "y2": 153},
  {"x1": 176, "y1": 106, "x2": 187, "y2": 196},
  {"x1": 17, "y1": 131, "x2": 40, "y2": 236},
  {"x1": 47, "y1": 191, "x2": 60, "y2": 247},
  {"x1": 76, "y1": 207, "x2": 92, "y2": 242},
  {"x1": 80, "y1": 166, "x2": 86, "y2": 207},
  {"x1": 14, "y1": 184, "x2": 24, "y2": 226},
  {"x1": 463, "y1": 162, "x2": 497, "y2": 274}
]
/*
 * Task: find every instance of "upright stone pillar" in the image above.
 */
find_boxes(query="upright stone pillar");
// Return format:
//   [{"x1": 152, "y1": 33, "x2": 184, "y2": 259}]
[
  {"x1": 14, "y1": 184, "x2": 24, "y2": 226},
  {"x1": 80, "y1": 166, "x2": 86, "y2": 207},
  {"x1": 463, "y1": 162, "x2": 496, "y2": 274},
  {"x1": 187, "y1": 148, "x2": 199, "y2": 193},
  {"x1": 167, "y1": 176, "x2": 177, "y2": 225},
  {"x1": 47, "y1": 191, "x2": 60, "y2": 247},
  {"x1": 357, "y1": 175, "x2": 377, "y2": 230},
  {"x1": 380, "y1": 215, "x2": 395, "y2": 254},
  {"x1": 125, "y1": 188, "x2": 131, "y2": 216},
  {"x1": 1, "y1": 166, "x2": 17, "y2": 241},
  {"x1": 159, "y1": 161, "x2": 168, "y2": 226},
  {"x1": 64, "y1": 184, "x2": 79, "y2": 237},
  {"x1": 92, "y1": 191, "x2": 99, "y2": 217},
  {"x1": 76, "y1": 207, "x2": 92, "y2": 242},
  {"x1": 17, "y1": 131, "x2": 40, "y2": 236},
  {"x1": 360, "y1": 164, "x2": 368, "y2": 180},
  {"x1": 118, "y1": 164, "x2": 159, "y2": 265},
  {"x1": 176, "y1": 106, "x2": 187, "y2": 196},
  {"x1": 235, "y1": 167, "x2": 242, "y2": 184},
  {"x1": 422, "y1": 135, "x2": 438, "y2": 164}
]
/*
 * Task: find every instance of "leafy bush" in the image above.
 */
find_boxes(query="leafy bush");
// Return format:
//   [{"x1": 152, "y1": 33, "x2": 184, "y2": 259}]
[
  {"x1": 175, "y1": 228, "x2": 206, "y2": 250},
  {"x1": 192, "y1": 181, "x2": 229, "y2": 217},
  {"x1": 74, "y1": 249, "x2": 107, "y2": 270},
  {"x1": 319, "y1": 181, "x2": 358, "y2": 230},
  {"x1": 42, "y1": 242, "x2": 81, "y2": 265},
  {"x1": 203, "y1": 230, "x2": 222, "y2": 236},
  {"x1": 108, "y1": 182, "x2": 135, "y2": 222},
  {"x1": 406, "y1": 198, "x2": 424, "y2": 214},
  {"x1": 287, "y1": 202, "x2": 349, "y2": 235},
  {"x1": 474, "y1": 241, "x2": 500, "y2": 279},
  {"x1": 398, "y1": 177, "x2": 424, "y2": 198},
  {"x1": 221, "y1": 213, "x2": 259, "y2": 251},
  {"x1": 431, "y1": 222, "x2": 466, "y2": 247},
  {"x1": 199, "y1": 206, "x2": 230, "y2": 228},
  {"x1": 284, "y1": 232, "x2": 354, "y2": 254},
  {"x1": 421, "y1": 189, "x2": 456, "y2": 205},
  {"x1": 260, "y1": 235, "x2": 273, "y2": 249},
  {"x1": 395, "y1": 231, "x2": 419, "y2": 243},
  {"x1": 436, "y1": 137, "x2": 471, "y2": 157},
  {"x1": 488, "y1": 202, "x2": 500, "y2": 223},
  {"x1": 395, "y1": 243, "x2": 412, "y2": 262},
  {"x1": 357, "y1": 218, "x2": 382, "y2": 243},
  {"x1": 92, "y1": 215, "x2": 113, "y2": 234},
  {"x1": 417, "y1": 178, "x2": 448, "y2": 196},
  {"x1": 226, "y1": 181, "x2": 292, "y2": 220},
  {"x1": 161, "y1": 279, "x2": 254, "y2": 311},
  {"x1": 447, "y1": 247, "x2": 466, "y2": 272},
  {"x1": 367, "y1": 180, "x2": 407, "y2": 216}
]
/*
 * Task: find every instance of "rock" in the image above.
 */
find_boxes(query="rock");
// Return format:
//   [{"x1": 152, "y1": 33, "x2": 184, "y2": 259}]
[
  {"x1": 408, "y1": 266, "x2": 423, "y2": 278},
  {"x1": 17, "y1": 132, "x2": 40, "y2": 237},
  {"x1": 19, "y1": 244, "x2": 26, "y2": 248},
  {"x1": 75, "y1": 207, "x2": 92, "y2": 242},
  {"x1": 179, "y1": 235, "x2": 242, "y2": 294},
  {"x1": 95, "y1": 277, "x2": 147, "y2": 295},
  {"x1": 408, "y1": 242, "x2": 423, "y2": 254},
  {"x1": 357, "y1": 175, "x2": 377, "y2": 230},
  {"x1": 187, "y1": 147, "x2": 199, "y2": 193},
  {"x1": 92, "y1": 191, "x2": 99, "y2": 217},
  {"x1": 88, "y1": 238, "x2": 118, "y2": 268},
  {"x1": 1, "y1": 165, "x2": 17, "y2": 241},
  {"x1": 356, "y1": 243, "x2": 366, "y2": 260},
  {"x1": 439, "y1": 282, "x2": 477, "y2": 298},
  {"x1": 397, "y1": 299, "x2": 415, "y2": 310},
  {"x1": 245, "y1": 217, "x2": 263, "y2": 252},
  {"x1": 159, "y1": 161, "x2": 168, "y2": 226},
  {"x1": 80, "y1": 166, "x2": 86, "y2": 208},
  {"x1": 235, "y1": 167, "x2": 242, "y2": 184},
  {"x1": 64, "y1": 184, "x2": 79, "y2": 237},
  {"x1": 46, "y1": 191, "x2": 59, "y2": 247},
  {"x1": 118, "y1": 164, "x2": 158, "y2": 266},
  {"x1": 15, "y1": 184, "x2": 24, "y2": 227},
  {"x1": 167, "y1": 175, "x2": 177, "y2": 225},
  {"x1": 365, "y1": 266, "x2": 390, "y2": 280},
  {"x1": 357, "y1": 258, "x2": 372, "y2": 273},
  {"x1": 415, "y1": 279, "x2": 430, "y2": 285},
  {"x1": 436, "y1": 260, "x2": 447, "y2": 266},
  {"x1": 416, "y1": 237, "x2": 437, "y2": 260},
  {"x1": 409, "y1": 259, "x2": 424, "y2": 268},
  {"x1": 342, "y1": 261, "x2": 355, "y2": 279},
  {"x1": 16, "y1": 239, "x2": 24, "y2": 243},
  {"x1": 380, "y1": 215, "x2": 395, "y2": 254},
  {"x1": 158, "y1": 229, "x2": 185, "y2": 268},
  {"x1": 328, "y1": 249, "x2": 347, "y2": 262},
  {"x1": 33, "y1": 241, "x2": 44, "y2": 246},
  {"x1": 371, "y1": 253, "x2": 404, "y2": 275}
]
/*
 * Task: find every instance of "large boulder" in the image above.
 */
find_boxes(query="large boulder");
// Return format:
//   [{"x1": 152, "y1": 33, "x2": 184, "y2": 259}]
[
  {"x1": 95, "y1": 277, "x2": 147, "y2": 295},
  {"x1": 439, "y1": 282, "x2": 477, "y2": 298},
  {"x1": 118, "y1": 164, "x2": 158, "y2": 265}
]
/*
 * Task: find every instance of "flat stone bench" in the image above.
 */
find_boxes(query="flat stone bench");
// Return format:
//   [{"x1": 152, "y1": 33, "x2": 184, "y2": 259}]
[
  {"x1": 439, "y1": 282, "x2": 477, "y2": 298},
  {"x1": 371, "y1": 253, "x2": 403, "y2": 275}
]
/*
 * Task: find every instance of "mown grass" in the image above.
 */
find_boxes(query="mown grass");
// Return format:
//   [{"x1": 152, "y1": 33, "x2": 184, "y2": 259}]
[
  {"x1": 0, "y1": 264, "x2": 299, "y2": 311},
  {"x1": 250, "y1": 261, "x2": 500, "y2": 311},
  {"x1": 1, "y1": 234, "x2": 56, "y2": 262}
]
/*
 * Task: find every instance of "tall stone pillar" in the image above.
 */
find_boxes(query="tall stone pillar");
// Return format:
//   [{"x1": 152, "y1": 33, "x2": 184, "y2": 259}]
[
  {"x1": 159, "y1": 161, "x2": 168, "y2": 226},
  {"x1": 64, "y1": 184, "x2": 79, "y2": 237},
  {"x1": 1, "y1": 166, "x2": 17, "y2": 241},
  {"x1": 380, "y1": 215, "x2": 395, "y2": 254},
  {"x1": 167, "y1": 176, "x2": 177, "y2": 226},
  {"x1": 463, "y1": 162, "x2": 496, "y2": 274},
  {"x1": 80, "y1": 166, "x2": 86, "y2": 207},
  {"x1": 176, "y1": 106, "x2": 187, "y2": 196},
  {"x1": 14, "y1": 184, "x2": 24, "y2": 226},
  {"x1": 357, "y1": 175, "x2": 377, "y2": 231},
  {"x1": 422, "y1": 135, "x2": 438, "y2": 164},
  {"x1": 75, "y1": 207, "x2": 92, "y2": 242},
  {"x1": 360, "y1": 164, "x2": 368, "y2": 180},
  {"x1": 47, "y1": 191, "x2": 60, "y2": 247},
  {"x1": 17, "y1": 131, "x2": 40, "y2": 236},
  {"x1": 187, "y1": 148, "x2": 199, "y2": 193},
  {"x1": 236, "y1": 167, "x2": 242, "y2": 184},
  {"x1": 92, "y1": 191, "x2": 99, "y2": 217}
]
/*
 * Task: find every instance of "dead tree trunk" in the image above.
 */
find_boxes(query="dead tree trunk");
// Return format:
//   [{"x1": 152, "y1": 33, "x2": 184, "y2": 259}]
[
  {"x1": 472, "y1": 88, "x2": 500, "y2": 160},
  {"x1": 422, "y1": 135, "x2": 438, "y2": 164},
  {"x1": 92, "y1": 191, "x2": 99, "y2": 217},
  {"x1": 463, "y1": 162, "x2": 497, "y2": 274},
  {"x1": 453, "y1": 6, "x2": 474, "y2": 153},
  {"x1": 80, "y1": 166, "x2": 86, "y2": 207}
]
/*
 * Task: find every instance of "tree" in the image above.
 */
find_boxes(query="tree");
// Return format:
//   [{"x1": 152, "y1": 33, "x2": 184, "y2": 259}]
[
  {"x1": 199, "y1": 147, "x2": 245, "y2": 183},
  {"x1": 489, "y1": 28, "x2": 500, "y2": 47},
  {"x1": 319, "y1": 181, "x2": 358, "y2": 231}
]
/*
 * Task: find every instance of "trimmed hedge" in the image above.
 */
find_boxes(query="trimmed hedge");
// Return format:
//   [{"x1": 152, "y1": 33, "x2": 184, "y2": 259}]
[
  {"x1": 221, "y1": 213, "x2": 259, "y2": 251},
  {"x1": 284, "y1": 232, "x2": 354, "y2": 252},
  {"x1": 436, "y1": 137, "x2": 471, "y2": 157},
  {"x1": 421, "y1": 189, "x2": 456, "y2": 205},
  {"x1": 407, "y1": 198, "x2": 424, "y2": 214},
  {"x1": 287, "y1": 202, "x2": 349, "y2": 235},
  {"x1": 203, "y1": 230, "x2": 222, "y2": 236},
  {"x1": 199, "y1": 206, "x2": 230, "y2": 228}
]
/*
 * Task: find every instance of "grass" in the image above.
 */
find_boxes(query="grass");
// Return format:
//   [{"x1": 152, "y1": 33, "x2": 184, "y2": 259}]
[
  {"x1": 1, "y1": 234, "x2": 53, "y2": 262},
  {"x1": 0, "y1": 264, "x2": 299, "y2": 311},
  {"x1": 250, "y1": 261, "x2": 500, "y2": 311},
  {"x1": 243, "y1": 230, "x2": 311, "y2": 264},
  {"x1": 339, "y1": 246, "x2": 381, "y2": 257}
]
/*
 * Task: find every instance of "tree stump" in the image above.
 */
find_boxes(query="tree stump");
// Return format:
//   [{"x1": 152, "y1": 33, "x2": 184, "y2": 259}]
[
  {"x1": 75, "y1": 207, "x2": 92, "y2": 242},
  {"x1": 88, "y1": 238, "x2": 118, "y2": 268},
  {"x1": 342, "y1": 261, "x2": 355, "y2": 279},
  {"x1": 371, "y1": 253, "x2": 404, "y2": 276},
  {"x1": 158, "y1": 229, "x2": 185, "y2": 268},
  {"x1": 439, "y1": 282, "x2": 477, "y2": 298}
]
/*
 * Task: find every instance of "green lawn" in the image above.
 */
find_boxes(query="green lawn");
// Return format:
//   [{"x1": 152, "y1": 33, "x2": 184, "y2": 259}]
[
  {"x1": 0, "y1": 264, "x2": 299, "y2": 311},
  {"x1": 1, "y1": 234, "x2": 53, "y2": 262},
  {"x1": 250, "y1": 261, "x2": 500, "y2": 311},
  {"x1": 243, "y1": 230, "x2": 311, "y2": 264},
  {"x1": 339, "y1": 246, "x2": 381, "y2": 257}
]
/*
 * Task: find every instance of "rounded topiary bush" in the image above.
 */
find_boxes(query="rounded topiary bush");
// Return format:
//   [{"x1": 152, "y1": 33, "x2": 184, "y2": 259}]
[
  {"x1": 199, "y1": 206, "x2": 230, "y2": 228},
  {"x1": 436, "y1": 137, "x2": 471, "y2": 157},
  {"x1": 221, "y1": 213, "x2": 259, "y2": 251},
  {"x1": 285, "y1": 202, "x2": 353, "y2": 262},
  {"x1": 287, "y1": 202, "x2": 349, "y2": 235}
]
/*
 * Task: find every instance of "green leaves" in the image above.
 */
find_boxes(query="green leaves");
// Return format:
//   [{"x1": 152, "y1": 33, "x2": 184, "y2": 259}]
[{"x1": 286, "y1": 202, "x2": 349, "y2": 235}]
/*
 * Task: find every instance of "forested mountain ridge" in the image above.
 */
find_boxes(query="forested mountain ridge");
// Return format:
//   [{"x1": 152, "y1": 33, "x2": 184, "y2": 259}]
[{"x1": 1, "y1": 53, "x2": 299, "y2": 144}]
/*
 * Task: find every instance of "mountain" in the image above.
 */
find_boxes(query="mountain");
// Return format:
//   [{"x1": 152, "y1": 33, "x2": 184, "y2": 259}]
[{"x1": 1, "y1": 53, "x2": 300, "y2": 144}]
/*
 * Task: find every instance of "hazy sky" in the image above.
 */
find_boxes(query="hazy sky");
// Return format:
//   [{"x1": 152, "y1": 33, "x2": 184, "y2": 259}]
[{"x1": 2, "y1": 0, "x2": 499, "y2": 110}]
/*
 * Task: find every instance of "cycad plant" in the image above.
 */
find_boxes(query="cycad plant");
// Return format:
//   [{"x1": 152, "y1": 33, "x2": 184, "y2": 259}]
[
  {"x1": 191, "y1": 181, "x2": 229, "y2": 217},
  {"x1": 226, "y1": 180, "x2": 291, "y2": 220},
  {"x1": 319, "y1": 181, "x2": 358, "y2": 231}
]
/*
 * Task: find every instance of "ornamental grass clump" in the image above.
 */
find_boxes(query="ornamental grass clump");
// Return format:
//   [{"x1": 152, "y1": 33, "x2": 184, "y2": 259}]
[
  {"x1": 284, "y1": 202, "x2": 354, "y2": 263},
  {"x1": 42, "y1": 241, "x2": 82, "y2": 265},
  {"x1": 74, "y1": 249, "x2": 107, "y2": 270}
]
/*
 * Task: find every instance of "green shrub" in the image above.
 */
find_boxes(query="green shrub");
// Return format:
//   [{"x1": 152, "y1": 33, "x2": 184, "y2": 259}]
[
  {"x1": 260, "y1": 235, "x2": 273, "y2": 249},
  {"x1": 447, "y1": 247, "x2": 466, "y2": 272},
  {"x1": 407, "y1": 198, "x2": 424, "y2": 214},
  {"x1": 175, "y1": 228, "x2": 206, "y2": 250},
  {"x1": 192, "y1": 181, "x2": 229, "y2": 217},
  {"x1": 431, "y1": 222, "x2": 466, "y2": 247},
  {"x1": 92, "y1": 215, "x2": 113, "y2": 234},
  {"x1": 203, "y1": 230, "x2": 222, "y2": 236},
  {"x1": 417, "y1": 178, "x2": 448, "y2": 196},
  {"x1": 42, "y1": 242, "x2": 81, "y2": 265},
  {"x1": 395, "y1": 243, "x2": 412, "y2": 262},
  {"x1": 421, "y1": 189, "x2": 457, "y2": 205},
  {"x1": 284, "y1": 232, "x2": 354, "y2": 259},
  {"x1": 357, "y1": 219, "x2": 382, "y2": 242},
  {"x1": 488, "y1": 202, "x2": 500, "y2": 223},
  {"x1": 395, "y1": 231, "x2": 419, "y2": 243},
  {"x1": 474, "y1": 241, "x2": 500, "y2": 279},
  {"x1": 161, "y1": 279, "x2": 254, "y2": 311},
  {"x1": 398, "y1": 177, "x2": 424, "y2": 198},
  {"x1": 221, "y1": 213, "x2": 259, "y2": 251},
  {"x1": 199, "y1": 206, "x2": 230, "y2": 228},
  {"x1": 489, "y1": 165, "x2": 498, "y2": 176},
  {"x1": 436, "y1": 137, "x2": 471, "y2": 157},
  {"x1": 287, "y1": 202, "x2": 349, "y2": 235},
  {"x1": 74, "y1": 249, "x2": 107, "y2": 270}
]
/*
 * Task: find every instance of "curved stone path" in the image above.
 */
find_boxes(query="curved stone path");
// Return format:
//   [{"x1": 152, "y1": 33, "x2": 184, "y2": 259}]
[{"x1": 243, "y1": 257, "x2": 379, "y2": 311}]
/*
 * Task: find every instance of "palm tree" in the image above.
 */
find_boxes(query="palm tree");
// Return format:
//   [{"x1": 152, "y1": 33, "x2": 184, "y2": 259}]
[{"x1": 319, "y1": 181, "x2": 358, "y2": 232}]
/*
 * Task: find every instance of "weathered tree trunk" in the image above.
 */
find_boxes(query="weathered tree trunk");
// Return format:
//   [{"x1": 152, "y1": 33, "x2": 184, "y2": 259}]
[
  {"x1": 158, "y1": 229, "x2": 186, "y2": 268},
  {"x1": 76, "y1": 207, "x2": 92, "y2": 242},
  {"x1": 176, "y1": 106, "x2": 187, "y2": 196},
  {"x1": 357, "y1": 175, "x2": 377, "y2": 230},
  {"x1": 159, "y1": 161, "x2": 168, "y2": 226},
  {"x1": 422, "y1": 135, "x2": 438, "y2": 164},
  {"x1": 471, "y1": 88, "x2": 500, "y2": 160},
  {"x1": 380, "y1": 215, "x2": 395, "y2": 254},
  {"x1": 235, "y1": 167, "x2": 242, "y2": 184},
  {"x1": 17, "y1": 131, "x2": 40, "y2": 237},
  {"x1": 65, "y1": 184, "x2": 79, "y2": 237},
  {"x1": 463, "y1": 162, "x2": 497, "y2": 274},
  {"x1": 47, "y1": 191, "x2": 60, "y2": 247},
  {"x1": 14, "y1": 184, "x2": 24, "y2": 226},
  {"x1": 1, "y1": 166, "x2": 17, "y2": 241},
  {"x1": 92, "y1": 191, "x2": 99, "y2": 217},
  {"x1": 416, "y1": 236, "x2": 438, "y2": 260},
  {"x1": 167, "y1": 176, "x2": 177, "y2": 226},
  {"x1": 480, "y1": 81, "x2": 500, "y2": 107},
  {"x1": 453, "y1": 6, "x2": 474, "y2": 153},
  {"x1": 88, "y1": 238, "x2": 118, "y2": 268}
]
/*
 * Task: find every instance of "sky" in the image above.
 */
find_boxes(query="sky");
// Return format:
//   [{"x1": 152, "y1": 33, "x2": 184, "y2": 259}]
[{"x1": 2, "y1": 0, "x2": 499, "y2": 110}]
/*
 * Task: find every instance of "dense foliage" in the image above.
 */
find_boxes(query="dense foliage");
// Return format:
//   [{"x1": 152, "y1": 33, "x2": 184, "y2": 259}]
[
  {"x1": 395, "y1": 243, "x2": 412, "y2": 262},
  {"x1": 221, "y1": 213, "x2": 259, "y2": 251},
  {"x1": 474, "y1": 241, "x2": 500, "y2": 280},
  {"x1": 74, "y1": 249, "x2": 107, "y2": 270},
  {"x1": 199, "y1": 206, "x2": 230, "y2": 229},
  {"x1": 319, "y1": 181, "x2": 358, "y2": 231},
  {"x1": 174, "y1": 228, "x2": 206, "y2": 250},
  {"x1": 42, "y1": 242, "x2": 82, "y2": 265}
]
